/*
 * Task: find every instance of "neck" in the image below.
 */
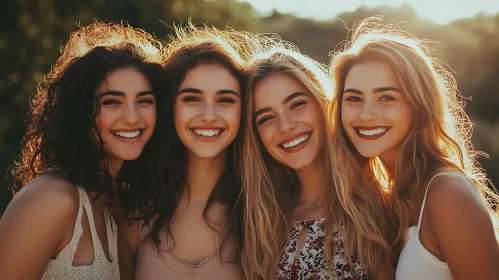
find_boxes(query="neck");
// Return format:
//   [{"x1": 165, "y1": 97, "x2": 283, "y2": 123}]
[
  {"x1": 295, "y1": 155, "x2": 327, "y2": 205},
  {"x1": 379, "y1": 148, "x2": 399, "y2": 176},
  {"x1": 104, "y1": 158, "x2": 123, "y2": 180},
  {"x1": 185, "y1": 150, "x2": 227, "y2": 202}
]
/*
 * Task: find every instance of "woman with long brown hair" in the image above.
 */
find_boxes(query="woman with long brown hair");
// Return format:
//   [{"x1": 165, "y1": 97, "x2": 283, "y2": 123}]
[
  {"x1": 118, "y1": 24, "x2": 252, "y2": 279},
  {"x1": 240, "y1": 42, "x2": 392, "y2": 279},
  {"x1": 330, "y1": 18, "x2": 499, "y2": 279}
]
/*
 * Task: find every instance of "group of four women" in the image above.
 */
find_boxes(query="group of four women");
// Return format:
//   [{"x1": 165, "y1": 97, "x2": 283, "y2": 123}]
[{"x1": 0, "y1": 18, "x2": 498, "y2": 279}]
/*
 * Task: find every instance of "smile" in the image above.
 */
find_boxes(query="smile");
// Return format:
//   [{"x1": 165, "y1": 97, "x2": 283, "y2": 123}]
[
  {"x1": 278, "y1": 132, "x2": 312, "y2": 154},
  {"x1": 281, "y1": 134, "x2": 309, "y2": 149},
  {"x1": 192, "y1": 128, "x2": 223, "y2": 137},
  {"x1": 112, "y1": 129, "x2": 143, "y2": 139},
  {"x1": 189, "y1": 127, "x2": 226, "y2": 142},
  {"x1": 354, "y1": 126, "x2": 391, "y2": 140}
]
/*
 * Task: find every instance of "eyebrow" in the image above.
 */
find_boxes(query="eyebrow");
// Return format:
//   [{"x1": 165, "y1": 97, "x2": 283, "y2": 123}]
[
  {"x1": 343, "y1": 87, "x2": 401, "y2": 95},
  {"x1": 177, "y1": 87, "x2": 240, "y2": 97},
  {"x1": 254, "y1": 91, "x2": 306, "y2": 119},
  {"x1": 97, "y1": 90, "x2": 154, "y2": 98}
]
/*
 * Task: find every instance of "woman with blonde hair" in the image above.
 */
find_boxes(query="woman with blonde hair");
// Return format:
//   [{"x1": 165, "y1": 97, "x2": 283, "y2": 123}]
[
  {"x1": 330, "y1": 18, "x2": 499, "y2": 279},
  {"x1": 240, "y1": 41, "x2": 392, "y2": 279},
  {"x1": 0, "y1": 22, "x2": 163, "y2": 279},
  {"x1": 118, "y1": 24, "x2": 252, "y2": 279}
]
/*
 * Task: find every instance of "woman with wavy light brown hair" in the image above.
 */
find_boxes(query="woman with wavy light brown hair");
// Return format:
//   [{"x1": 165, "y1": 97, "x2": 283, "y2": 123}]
[
  {"x1": 239, "y1": 41, "x2": 392, "y2": 279},
  {"x1": 0, "y1": 23, "x2": 163, "y2": 279},
  {"x1": 330, "y1": 18, "x2": 499, "y2": 279}
]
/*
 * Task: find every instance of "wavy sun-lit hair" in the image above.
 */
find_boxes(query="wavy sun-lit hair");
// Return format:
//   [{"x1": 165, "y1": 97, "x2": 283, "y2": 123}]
[
  {"x1": 240, "y1": 41, "x2": 391, "y2": 279},
  {"x1": 11, "y1": 22, "x2": 164, "y2": 205},
  {"x1": 329, "y1": 17, "x2": 499, "y2": 256}
]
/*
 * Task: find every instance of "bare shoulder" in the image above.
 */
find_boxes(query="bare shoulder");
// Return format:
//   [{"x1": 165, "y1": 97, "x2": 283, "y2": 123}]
[
  {"x1": 2, "y1": 173, "x2": 81, "y2": 230},
  {"x1": 0, "y1": 175, "x2": 83, "y2": 277},
  {"x1": 425, "y1": 172, "x2": 484, "y2": 214},
  {"x1": 16, "y1": 173, "x2": 79, "y2": 207},
  {"x1": 424, "y1": 172, "x2": 493, "y2": 236}
]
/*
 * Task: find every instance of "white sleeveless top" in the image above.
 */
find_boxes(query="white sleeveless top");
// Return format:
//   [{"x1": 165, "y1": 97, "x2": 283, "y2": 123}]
[
  {"x1": 41, "y1": 186, "x2": 120, "y2": 280},
  {"x1": 396, "y1": 173, "x2": 455, "y2": 280}
]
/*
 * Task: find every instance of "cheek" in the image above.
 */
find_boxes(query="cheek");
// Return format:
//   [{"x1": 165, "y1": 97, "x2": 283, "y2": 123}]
[
  {"x1": 173, "y1": 103, "x2": 188, "y2": 130},
  {"x1": 256, "y1": 126, "x2": 274, "y2": 151},
  {"x1": 341, "y1": 105, "x2": 355, "y2": 128},
  {"x1": 141, "y1": 106, "x2": 157, "y2": 126},
  {"x1": 398, "y1": 104, "x2": 413, "y2": 134},
  {"x1": 224, "y1": 104, "x2": 242, "y2": 131},
  {"x1": 95, "y1": 109, "x2": 115, "y2": 131}
]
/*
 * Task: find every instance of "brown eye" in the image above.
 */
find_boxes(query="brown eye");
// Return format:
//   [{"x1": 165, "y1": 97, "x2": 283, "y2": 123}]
[
  {"x1": 257, "y1": 115, "x2": 274, "y2": 125},
  {"x1": 380, "y1": 95, "x2": 395, "y2": 101},
  {"x1": 181, "y1": 96, "x2": 200, "y2": 102},
  {"x1": 218, "y1": 98, "x2": 236, "y2": 104},
  {"x1": 290, "y1": 100, "x2": 306, "y2": 109},
  {"x1": 102, "y1": 99, "x2": 120, "y2": 105},
  {"x1": 345, "y1": 96, "x2": 362, "y2": 102}
]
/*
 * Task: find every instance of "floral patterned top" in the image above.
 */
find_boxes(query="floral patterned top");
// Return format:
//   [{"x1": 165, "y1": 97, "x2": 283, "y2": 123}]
[{"x1": 276, "y1": 218, "x2": 368, "y2": 280}]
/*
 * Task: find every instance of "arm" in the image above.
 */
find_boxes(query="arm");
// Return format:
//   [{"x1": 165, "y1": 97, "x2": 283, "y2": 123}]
[
  {"x1": 427, "y1": 174, "x2": 499, "y2": 280},
  {"x1": 0, "y1": 177, "x2": 79, "y2": 279},
  {"x1": 117, "y1": 211, "x2": 141, "y2": 280}
]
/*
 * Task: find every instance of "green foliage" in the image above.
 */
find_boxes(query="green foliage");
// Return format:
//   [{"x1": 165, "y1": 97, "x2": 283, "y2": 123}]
[{"x1": 1, "y1": 0, "x2": 498, "y2": 210}]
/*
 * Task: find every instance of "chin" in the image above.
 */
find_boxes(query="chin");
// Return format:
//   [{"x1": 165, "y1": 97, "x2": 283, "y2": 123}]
[
  {"x1": 355, "y1": 148, "x2": 380, "y2": 159},
  {"x1": 114, "y1": 150, "x2": 144, "y2": 161},
  {"x1": 281, "y1": 158, "x2": 314, "y2": 170},
  {"x1": 190, "y1": 149, "x2": 224, "y2": 159}
]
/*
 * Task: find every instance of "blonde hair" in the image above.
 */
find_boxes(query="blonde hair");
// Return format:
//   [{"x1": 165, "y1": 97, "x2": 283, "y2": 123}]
[
  {"x1": 329, "y1": 17, "x2": 499, "y2": 256},
  {"x1": 240, "y1": 40, "x2": 391, "y2": 279}
]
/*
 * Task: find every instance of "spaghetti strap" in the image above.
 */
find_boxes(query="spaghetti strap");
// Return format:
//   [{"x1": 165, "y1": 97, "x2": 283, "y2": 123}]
[
  {"x1": 416, "y1": 172, "x2": 461, "y2": 231},
  {"x1": 42, "y1": 185, "x2": 120, "y2": 279},
  {"x1": 79, "y1": 188, "x2": 101, "y2": 258},
  {"x1": 66, "y1": 186, "x2": 85, "y2": 262}
]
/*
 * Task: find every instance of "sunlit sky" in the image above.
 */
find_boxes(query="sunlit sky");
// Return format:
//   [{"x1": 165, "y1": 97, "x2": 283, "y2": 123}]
[{"x1": 238, "y1": 0, "x2": 499, "y2": 24}]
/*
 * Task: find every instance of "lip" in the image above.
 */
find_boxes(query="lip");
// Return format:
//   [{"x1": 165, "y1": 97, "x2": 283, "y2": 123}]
[
  {"x1": 278, "y1": 131, "x2": 312, "y2": 154},
  {"x1": 353, "y1": 126, "x2": 391, "y2": 140},
  {"x1": 189, "y1": 126, "x2": 226, "y2": 143},
  {"x1": 111, "y1": 129, "x2": 145, "y2": 143}
]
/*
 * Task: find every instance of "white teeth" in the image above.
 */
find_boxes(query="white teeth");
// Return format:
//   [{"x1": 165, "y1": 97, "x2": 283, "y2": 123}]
[
  {"x1": 114, "y1": 130, "x2": 141, "y2": 138},
  {"x1": 193, "y1": 129, "x2": 222, "y2": 137},
  {"x1": 358, "y1": 128, "x2": 387, "y2": 136},
  {"x1": 282, "y1": 134, "x2": 309, "y2": 149}
]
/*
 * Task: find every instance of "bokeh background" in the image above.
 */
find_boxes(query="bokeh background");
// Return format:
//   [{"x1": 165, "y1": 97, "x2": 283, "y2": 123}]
[{"x1": 1, "y1": 0, "x2": 498, "y2": 214}]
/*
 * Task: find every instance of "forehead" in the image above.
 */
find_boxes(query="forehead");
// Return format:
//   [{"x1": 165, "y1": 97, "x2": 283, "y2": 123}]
[
  {"x1": 344, "y1": 60, "x2": 400, "y2": 90},
  {"x1": 179, "y1": 62, "x2": 240, "y2": 91},
  {"x1": 253, "y1": 72, "x2": 308, "y2": 107},
  {"x1": 95, "y1": 67, "x2": 151, "y2": 95}
]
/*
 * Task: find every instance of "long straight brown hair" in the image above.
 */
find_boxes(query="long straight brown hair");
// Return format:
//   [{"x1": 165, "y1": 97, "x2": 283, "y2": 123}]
[{"x1": 240, "y1": 44, "x2": 391, "y2": 279}]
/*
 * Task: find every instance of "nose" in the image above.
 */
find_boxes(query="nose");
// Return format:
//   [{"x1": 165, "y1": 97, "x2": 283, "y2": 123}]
[
  {"x1": 199, "y1": 102, "x2": 217, "y2": 123},
  {"x1": 122, "y1": 104, "x2": 140, "y2": 125},
  {"x1": 359, "y1": 102, "x2": 377, "y2": 121},
  {"x1": 278, "y1": 114, "x2": 297, "y2": 133}
]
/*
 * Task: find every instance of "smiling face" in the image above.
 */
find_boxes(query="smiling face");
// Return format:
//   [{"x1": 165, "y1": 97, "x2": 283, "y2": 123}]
[
  {"x1": 174, "y1": 62, "x2": 241, "y2": 159},
  {"x1": 341, "y1": 59, "x2": 413, "y2": 166},
  {"x1": 253, "y1": 72, "x2": 325, "y2": 170},
  {"x1": 94, "y1": 66, "x2": 156, "y2": 163}
]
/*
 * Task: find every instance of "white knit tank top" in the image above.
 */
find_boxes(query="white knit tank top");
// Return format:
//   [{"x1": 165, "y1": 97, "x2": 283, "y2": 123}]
[
  {"x1": 41, "y1": 186, "x2": 120, "y2": 280},
  {"x1": 396, "y1": 173, "x2": 456, "y2": 280}
]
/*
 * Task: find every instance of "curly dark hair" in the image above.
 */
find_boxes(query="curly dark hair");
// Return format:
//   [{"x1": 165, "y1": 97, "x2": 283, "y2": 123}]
[
  {"x1": 11, "y1": 23, "x2": 164, "y2": 207},
  {"x1": 132, "y1": 24, "x2": 251, "y2": 262}
]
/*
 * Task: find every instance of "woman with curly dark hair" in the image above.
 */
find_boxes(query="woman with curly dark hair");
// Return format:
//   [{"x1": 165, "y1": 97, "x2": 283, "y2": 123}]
[{"x1": 0, "y1": 23, "x2": 163, "y2": 279}]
